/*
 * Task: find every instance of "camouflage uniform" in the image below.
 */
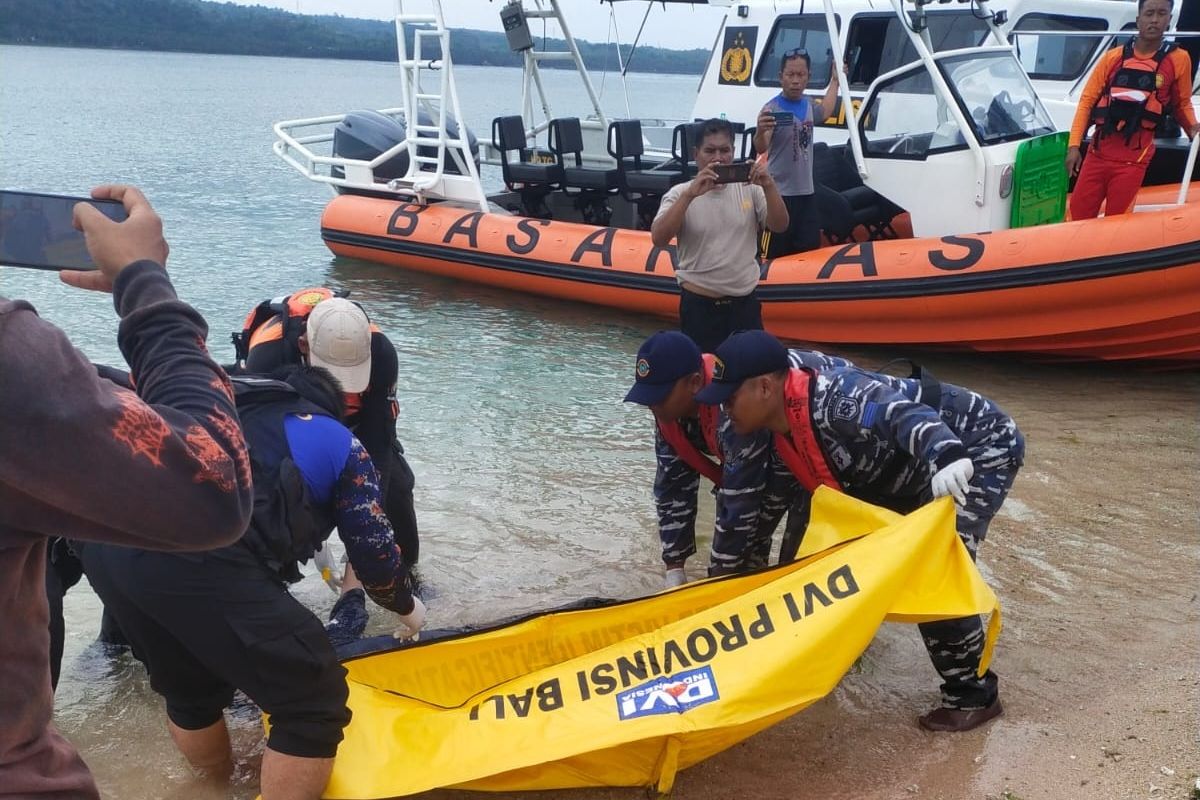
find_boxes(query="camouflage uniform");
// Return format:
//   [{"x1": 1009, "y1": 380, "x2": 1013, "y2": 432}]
[
  {"x1": 777, "y1": 354, "x2": 1024, "y2": 711},
  {"x1": 653, "y1": 410, "x2": 792, "y2": 574}
]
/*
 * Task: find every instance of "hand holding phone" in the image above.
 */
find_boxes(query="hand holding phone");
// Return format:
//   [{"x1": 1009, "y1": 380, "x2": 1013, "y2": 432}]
[
  {"x1": 770, "y1": 111, "x2": 794, "y2": 127},
  {"x1": 0, "y1": 190, "x2": 127, "y2": 271},
  {"x1": 61, "y1": 185, "x2": 169, "y2": 294},
  {"x1": 711, "y1": 161, "x2": 754, "y2": 184}
]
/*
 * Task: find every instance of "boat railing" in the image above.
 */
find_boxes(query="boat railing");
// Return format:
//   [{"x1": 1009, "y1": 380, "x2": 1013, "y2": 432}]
[
  {"x1": 273, "y1": 108, "x2": 413, "y2": 192},
  {"x1": 272, "y1": 1, "x2": 490, "y2": 210},
  {"x1": 1178, "y1": 133, "x2": 1199, "y2": 205}
]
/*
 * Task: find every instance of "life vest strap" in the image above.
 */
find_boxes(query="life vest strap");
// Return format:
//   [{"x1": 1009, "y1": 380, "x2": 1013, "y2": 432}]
[{"x1": 774, "y1": 368, "x2": 842, "y2": 494}]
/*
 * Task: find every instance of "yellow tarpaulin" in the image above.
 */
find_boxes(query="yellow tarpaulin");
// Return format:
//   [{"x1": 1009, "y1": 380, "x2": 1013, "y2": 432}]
[{"x1": 324, "y1": 490, "x2": 999, "y2": 798}]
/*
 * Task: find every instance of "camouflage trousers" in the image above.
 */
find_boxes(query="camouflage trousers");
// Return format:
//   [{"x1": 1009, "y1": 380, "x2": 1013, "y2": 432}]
[
  {"x1": 919, "y1": 450, "x2": 1022, "y2": 710},
  {"x1": 774, "y1": 429, "x2": 1023, "y2": 710}
]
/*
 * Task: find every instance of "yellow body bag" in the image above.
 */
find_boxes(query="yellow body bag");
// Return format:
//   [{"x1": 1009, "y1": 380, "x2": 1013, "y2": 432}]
[{"x1": 322, "y1": 490, "x2": 999, "y2": 798}]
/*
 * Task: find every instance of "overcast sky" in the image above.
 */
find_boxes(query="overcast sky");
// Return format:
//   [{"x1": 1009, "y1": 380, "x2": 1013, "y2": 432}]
[{"x1": 228, "y1": 1, "x2": 728, "y2": 51}]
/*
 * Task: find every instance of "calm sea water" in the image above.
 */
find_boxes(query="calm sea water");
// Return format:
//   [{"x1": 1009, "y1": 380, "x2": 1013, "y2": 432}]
[
  {"x1": 0, "y1": 44, "x2": 703, "y2": 797},
  {"x1": 2, "y1": 43, "x2": 1197, "y2": 800}
]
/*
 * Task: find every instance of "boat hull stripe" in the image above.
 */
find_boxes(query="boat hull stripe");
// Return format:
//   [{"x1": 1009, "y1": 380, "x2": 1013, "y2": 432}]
[{"x1": 321, "y1": 228, "x2": 1200, "y2": 302}]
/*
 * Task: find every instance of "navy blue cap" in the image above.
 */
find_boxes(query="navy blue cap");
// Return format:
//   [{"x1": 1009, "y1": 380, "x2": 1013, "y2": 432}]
[
  {"x1": 624, "y1": 331, "x2": 703, "y2": 406},
  {"x1": 694, "y1": 330, "x2": 788, "y2": 405}
]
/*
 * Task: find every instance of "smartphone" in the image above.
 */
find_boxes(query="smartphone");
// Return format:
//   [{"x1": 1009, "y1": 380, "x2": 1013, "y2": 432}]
[
  {"x1": 712, "y1": 161, "x2": 753, "y2": 184},
  {"x1": 770, "y1": 110, "x2": 794, "y2": 127},
  {"x1": 0, "y1": 190, "x2": 127, "y2": 271}
]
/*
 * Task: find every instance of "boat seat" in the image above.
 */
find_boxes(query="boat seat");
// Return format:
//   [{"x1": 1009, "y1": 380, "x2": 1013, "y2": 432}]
[
  {"x1": 493, "y1": 115, "x2": 562, "y2": 218},
  {"x1": 548, "y1": 117, "x2": 617, "y2": 226},
  {"x1": 608, "y1": 119, "x2": 685, "y2": 229},
  {"x1": 741, "y1": 126, "x2": 758, "y2": 161},
  {"x1": 812, "y1": 142, "x2": 904, "y2": 242},
  {"x1": 671, "y1": 121, "x2": 706, "y2": 179}
]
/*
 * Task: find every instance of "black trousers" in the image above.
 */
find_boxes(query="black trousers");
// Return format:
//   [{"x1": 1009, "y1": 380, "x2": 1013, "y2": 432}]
[
  {"x1": 678, "y1": 288, "x2": 763, "y2": 354},
  {"x1": 764, "y1": 193, "x2": 821, "y2": 259},
  {"x1": 383, "y1": 442, "x2": 420, "y2": 565},
  {"x1": 79, "y1": 542, "x2": 351, "y2": 758}
]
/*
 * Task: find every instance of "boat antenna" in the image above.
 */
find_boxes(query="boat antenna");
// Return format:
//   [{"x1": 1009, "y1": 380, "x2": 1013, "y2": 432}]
[
  {"x1": 606, "y1": 1, "x2": 635, "y2": 118},
  {"x1": 621, "y1": 2, "x2": 655, "y2": 76}
]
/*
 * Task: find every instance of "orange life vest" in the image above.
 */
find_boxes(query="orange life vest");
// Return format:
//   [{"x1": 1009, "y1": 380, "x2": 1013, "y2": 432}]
[
  {"x1": 233, "y1": 287, "x2": 340, "y2": 363},
  {"x1": 773, "y1": 367, "x2": 843, "y2": 493},
  {"x1": 233, "y1": 288, "x2": 380, "y2": 414},
  {"x1": 1093, "y1": 41, "x2": 1178, "y2": 143},
  {"x1": 656, "y1": 354, "x2": 723, "y2": 486}
]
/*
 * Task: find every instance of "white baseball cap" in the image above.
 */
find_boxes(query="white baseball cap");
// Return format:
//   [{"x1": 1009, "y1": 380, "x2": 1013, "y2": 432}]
[{"x1": 306, "y1": 298, "x2": 372, "y2": 393}]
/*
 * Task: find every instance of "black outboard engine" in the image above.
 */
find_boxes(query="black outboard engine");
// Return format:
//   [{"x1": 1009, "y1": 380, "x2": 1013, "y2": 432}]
[{"x1": 331, "y1": 109, "x2": 479, "y2": 185}]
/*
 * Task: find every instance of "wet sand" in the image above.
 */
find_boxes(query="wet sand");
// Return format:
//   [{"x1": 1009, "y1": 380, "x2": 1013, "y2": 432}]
[{"x1": 61, "y1": 351, "x2": 1199, "y2": 800}]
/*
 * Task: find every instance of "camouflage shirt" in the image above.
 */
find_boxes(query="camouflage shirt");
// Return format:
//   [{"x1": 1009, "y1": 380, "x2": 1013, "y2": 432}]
[{"x1": 652, "y1": 409, "x2": 786, "y2": 571}]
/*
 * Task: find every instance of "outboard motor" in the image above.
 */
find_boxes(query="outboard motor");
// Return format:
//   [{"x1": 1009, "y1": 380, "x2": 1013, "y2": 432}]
[{"x1": 331, "y1": 109, "x2": 479, "y2": 184}]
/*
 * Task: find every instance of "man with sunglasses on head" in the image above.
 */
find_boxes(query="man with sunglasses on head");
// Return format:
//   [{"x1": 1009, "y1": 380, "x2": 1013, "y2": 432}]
[
  {"x1": 754, "y1": 49, "x2": 843, "y2": 257},
  {"x1": 652, "y1": 118, "x2": 789, "y2": 353}
]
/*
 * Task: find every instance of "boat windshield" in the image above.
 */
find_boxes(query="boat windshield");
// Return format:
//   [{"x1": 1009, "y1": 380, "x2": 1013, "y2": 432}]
[
  {"x1": 939, "y1": 51, "x2": 1056, "y2": 145},
  {"x1": 1009, "y1": 12, "x2": 1110, "y2": 82}
]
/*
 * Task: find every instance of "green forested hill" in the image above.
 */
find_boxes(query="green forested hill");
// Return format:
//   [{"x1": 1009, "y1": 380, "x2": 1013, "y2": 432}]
[{"x1": 0, "y1": 0, "x2": 709, "y2": 74}]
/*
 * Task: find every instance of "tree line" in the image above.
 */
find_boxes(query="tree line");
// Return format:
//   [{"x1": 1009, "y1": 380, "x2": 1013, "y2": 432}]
[{"x1": 0, "y1": 0, "x2": 709, "y2": 75}]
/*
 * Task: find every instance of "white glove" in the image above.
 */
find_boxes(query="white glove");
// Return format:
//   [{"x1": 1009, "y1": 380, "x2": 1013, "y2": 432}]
[
  {"x1": 393, "y1": 595, "x2": 427, "y2": 640},
  {"x1": 931, "y1": 458, "x2": 974, "y2": 506},
  {"x1": 664, "y1": 568, "x2": 687, "y2": 588},
  {"x1": 313, "y1": 545, "x2": 342, "y2": 593}
]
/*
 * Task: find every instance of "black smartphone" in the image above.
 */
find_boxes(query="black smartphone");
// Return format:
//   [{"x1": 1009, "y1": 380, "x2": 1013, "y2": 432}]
[
  {"x1": 770, "y1": 110, "x2": 794, "y2": 127},
  {"x1": 712, "y1": 161, "x2": 753, "y2": 184},
  {"x1": 0, "y1": 190, "x2": 127, "y2": 271}
]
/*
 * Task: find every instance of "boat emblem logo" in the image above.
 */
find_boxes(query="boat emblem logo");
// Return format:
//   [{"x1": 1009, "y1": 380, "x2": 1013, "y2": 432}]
[
  {"x1": 616, "y1": 666, "x2": 720, "y2": 720},
  {"x1": 636, "y1": 358, "x2": 651, "y2": 378},
  {"x1": 718, "y1": 27, "x2": 757, "y2": 86}
]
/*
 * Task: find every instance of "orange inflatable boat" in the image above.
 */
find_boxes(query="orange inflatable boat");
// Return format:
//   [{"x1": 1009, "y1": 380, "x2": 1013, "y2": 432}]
[
  {"x1": 321, "y1": 181, "x2": 1200, "y2": 365},
  {"x1": 277, "y1": 5, "x2": 1200, "y2": 366}
]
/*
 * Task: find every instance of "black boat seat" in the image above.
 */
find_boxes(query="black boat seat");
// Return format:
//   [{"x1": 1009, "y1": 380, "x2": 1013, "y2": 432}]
[
  {"x1": 812, "y1": 141, "x2": 904, "y2": 242},
  {"x1": 562, "y1": 166, "x2": 617, "y2": 191},
  {"x1": 548, "y1": 116, "x2": 617, "y2": 226},
  {"x1": 548, "y1": 117, "x2": 617, "y2": 190},
  {"x1": 493, "y1": 115, "x2": 561, "y2": 217},
  {"x1": 671, "y1": 121, "x2": 706, "y2": 179},
  {"x1": 607, "y1": 119, "x2": 684, "y2": 228},
  {"x1": 506, "y1": 161, "x2": 561, "y2": 184}
]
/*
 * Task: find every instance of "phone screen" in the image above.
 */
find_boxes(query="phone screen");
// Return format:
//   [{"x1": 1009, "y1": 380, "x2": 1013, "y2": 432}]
[
  {"x1": 0, "y1": 190, "x2": 127, "y2": 271},
  {"x1": 712, "y1": 162, "x2": 753, "y2": 184}
]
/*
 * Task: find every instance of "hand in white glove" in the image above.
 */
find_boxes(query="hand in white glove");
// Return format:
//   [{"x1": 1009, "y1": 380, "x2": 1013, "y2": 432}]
[
  {"x1": 931, "y1": 457, "x2": 974, "y2": 506},
  {"x1": 312, "y1": 545, "x2": 342, "y2": 593},
  {"x1": 393, "y1": 595, "x2": 427, "y2": 640},
  {"x1": 664, "y1": 568, "x2": 687, "y2": 588}
]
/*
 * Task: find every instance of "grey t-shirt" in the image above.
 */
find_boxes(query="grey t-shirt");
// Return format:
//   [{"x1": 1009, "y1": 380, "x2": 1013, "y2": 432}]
[
  {"x1": 764, "y1": 94, "x2": 815, "y2": 197},
  {"x1": 655, "y1": 180, "x2": 768, "y2": 298}
]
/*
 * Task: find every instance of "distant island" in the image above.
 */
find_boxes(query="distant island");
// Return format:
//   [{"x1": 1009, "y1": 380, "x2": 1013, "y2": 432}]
[{"x1": 0, "y1": 0, "x2": 710, "y2": 75}]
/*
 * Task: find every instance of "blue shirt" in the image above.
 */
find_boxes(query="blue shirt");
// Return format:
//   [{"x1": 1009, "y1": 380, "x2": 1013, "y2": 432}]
[
  {"x1": 764, "y1": 93, "x2": 815, "y2": 196},
  {"x1": 284, "y1": 413, "x2": 414, "y2": 614}
]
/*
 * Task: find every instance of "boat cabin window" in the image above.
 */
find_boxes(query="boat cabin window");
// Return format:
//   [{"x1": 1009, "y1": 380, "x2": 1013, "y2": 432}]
[
  {"x1": 1010, "y1": 13, "x2": 1108, "y2": 81},
  {"x1": 860, "y1": 66, "x2": 967, "y2": 159},
  {"x1": 859, "y1": 52, "x2": 1055, "y2": 159},
  {"x1": 940, "y1": 52, "x2": 1056, "y2": 145},
  {"x1": 754, "y1": 15, "x2": 839, "y2": 89},
  {"x1": 845, "y1": 11, "x2": 991, "y2": 88}
]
